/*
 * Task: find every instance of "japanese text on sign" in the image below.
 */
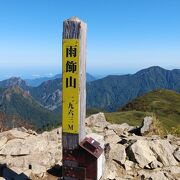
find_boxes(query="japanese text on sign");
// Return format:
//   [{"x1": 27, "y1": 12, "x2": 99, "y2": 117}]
[{"x1": 62, "y1": 39, "x2": 79, "y2": 134}]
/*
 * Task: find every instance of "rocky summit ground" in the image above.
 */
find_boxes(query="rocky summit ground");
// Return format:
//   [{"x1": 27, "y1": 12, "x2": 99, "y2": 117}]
[{"x1": 0, "y1": 113, "x2": 180, "y2": 180}]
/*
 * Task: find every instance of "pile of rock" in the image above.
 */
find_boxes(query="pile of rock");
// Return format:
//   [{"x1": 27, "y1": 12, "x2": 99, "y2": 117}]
[
  {"x1": 0, "y1": 127, "x2": 62, "y2": 179},
  {"x1": 86, "y1": 113, "x2": 180, "y2": 180},
  {"x1": 0, "y1": 112, "x2": 179, "y2": 179}
]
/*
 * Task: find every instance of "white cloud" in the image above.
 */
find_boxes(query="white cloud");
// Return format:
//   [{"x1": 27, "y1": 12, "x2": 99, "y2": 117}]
[
  {"x1": 31, "y1": 74, "x2": 41, "y2": 78},
  {"x1": 46, "y1": 73, "x2": 54, "y2": 77}
]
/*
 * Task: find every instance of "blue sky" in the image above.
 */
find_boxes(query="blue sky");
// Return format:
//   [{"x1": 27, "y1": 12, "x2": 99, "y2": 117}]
[{"x1": 0, "y1": 0, "x2": 180, "y2": 79}]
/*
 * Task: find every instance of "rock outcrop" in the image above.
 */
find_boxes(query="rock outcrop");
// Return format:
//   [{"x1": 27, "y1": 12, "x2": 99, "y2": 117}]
[
  {"x1": 0, "y1": 128, "x2": 62, "y2": 179},
  {"x1": 0, "y1": 113, "x2": 179, "y2": 180},
  {"x1": 140, "y1": 116, "x2": 153, "y2": 135}
]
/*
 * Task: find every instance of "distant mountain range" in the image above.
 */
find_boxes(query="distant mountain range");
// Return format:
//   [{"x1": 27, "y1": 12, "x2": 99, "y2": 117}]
[
  {"x1": 25, "y1": 74, "x2": 60, "y2": 87},
  {"x1": 25, "y1": 73, "x2": 96, "y2": 87},
  {"x1": 0, "y1": 66, "x2": 179, "y2": 130},
  {"x1": 87, "y1": 66, "x2": 180, "y2": 111}
]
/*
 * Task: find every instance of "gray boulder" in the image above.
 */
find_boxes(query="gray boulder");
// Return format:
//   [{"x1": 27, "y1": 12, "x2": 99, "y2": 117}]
[
  {"x1": 109, "y1": 143, "x2": 126, "y2": 164},
  {"x1": 107, "y1": 123, "x2": 135, "y2": 136},
  {"x1": 149, "y1": 139, "x2": 178, "y2": 166},
  {"x1": 85, "y1": 112, "x2": 110, "y2": 128},
  {"x1": 140, "y1": 116, "x2": 153, "y2": 135},
  {"x1": 0, "y1": 127, "x2": 62, "y2": 178},
  {"x1": 127, "y1": 139, "x2": 178, "y2": 168},
  {"x1": 104, "y1": 129, "x2": 121, "y2": 144},
  {"x1": 128, "y1": 140, "x2": 156, "y2": 168}
]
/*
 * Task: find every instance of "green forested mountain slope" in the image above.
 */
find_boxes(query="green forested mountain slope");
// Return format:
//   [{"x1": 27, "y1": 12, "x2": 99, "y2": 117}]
[
  {"x1": 0, "y1": 86, "x2": 60, "y2": 131},
  {"x1": 105, "y1": 89, "x2": 180, "y2": 130},
  {"x1": 87, "y1": 66, "x2": 180, "y2": 111}
]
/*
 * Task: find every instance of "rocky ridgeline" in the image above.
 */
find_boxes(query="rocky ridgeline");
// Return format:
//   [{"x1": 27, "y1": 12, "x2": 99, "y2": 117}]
[{"x1": 0, "y1": 113, "x2": 179, "y2": 180}]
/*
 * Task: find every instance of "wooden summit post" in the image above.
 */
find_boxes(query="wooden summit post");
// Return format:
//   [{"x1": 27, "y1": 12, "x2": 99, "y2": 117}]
[{"x1": 62, "y1": 17, "x2": 87, "y2": 178}]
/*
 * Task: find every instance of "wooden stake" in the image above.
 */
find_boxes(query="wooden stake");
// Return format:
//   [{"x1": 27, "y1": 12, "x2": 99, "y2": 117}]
[{"x1": 62, "y1": 17, "x2": 87, "y2": 150}]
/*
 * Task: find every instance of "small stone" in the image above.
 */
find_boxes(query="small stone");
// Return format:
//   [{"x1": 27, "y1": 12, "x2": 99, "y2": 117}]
[
  {"x1": 105, "y1": 134, "x2": 120, "y2": 144},
  {"x1": 138, "y1": 170, "x2": 169, "y2": 180},
  {"x1": 107, "y1": 123, "x2": 135, "y2": 136},
  {"x1": 0, "y1": 136, "x2": 7, "y2": 150},
  {"x1": 85, "y1": 112, "x2": 110, "y2": 128},
  {"x1": 109, "y1": 144, "x2": 126, "y2": 165},
  {"x1": 173, "y1": 148, "x2": 180, "y2": 162},
  {"x1": 140, "y1": 116, "x2": 153, "y2": 135},
  {"x1": 150, "y1": 160, "x2": 163, "y2": 169},
  {"x1": 164, "y1": 166, "x2": 180, "y2": 175},
  {"x1": 0, "y1": 139, "x2": 30, "y2": 156},
  {"x1": 102, "y1": 160, "x2": 118, "y2": 179},
  {"x1": 149, "y1": 139, "x2": 178, "y2": 166},
  {"x1": 127, "y1": 140, "x2": 156, "y2": 168},
  {"x1": 123, "y1": 160, "x2": 134, "y2": 171},
  {"x1": 166, "y1": 134, "x2": 175, "y2": 140},
  {"x1": 163, "y1": 172, "x2": 175, "y2": 180}
]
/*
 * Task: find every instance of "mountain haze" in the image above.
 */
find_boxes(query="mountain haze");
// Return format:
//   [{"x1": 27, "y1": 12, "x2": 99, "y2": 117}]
[{"x1": 25, "y1": 73, "x2": 96, "y2": 87}]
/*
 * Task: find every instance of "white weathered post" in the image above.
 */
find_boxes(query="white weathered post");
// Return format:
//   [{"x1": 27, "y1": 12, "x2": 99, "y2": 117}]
[
  {"x1": 62, "y1": 17, "x2": 103, "y2": 180},
  {"x1": 62, "y1": 17, "x2": 87, "y2": 179}
]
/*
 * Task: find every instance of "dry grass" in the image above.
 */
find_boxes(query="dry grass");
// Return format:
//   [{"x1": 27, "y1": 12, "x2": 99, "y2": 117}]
[
  {"x1": 167, "y1": 126, "x2": 180, "y2": 137},
  {"x1": 146, "y1": 116, "x2": 180, "y2": 137},
  {"x1": 146, "y1": 116, "x2": 166, "y2": 137}
]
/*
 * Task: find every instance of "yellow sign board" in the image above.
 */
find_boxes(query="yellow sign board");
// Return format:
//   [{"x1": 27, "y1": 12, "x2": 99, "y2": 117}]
[{"x1": 62, "y1": 39, "x2": 79, "y2": 134}]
